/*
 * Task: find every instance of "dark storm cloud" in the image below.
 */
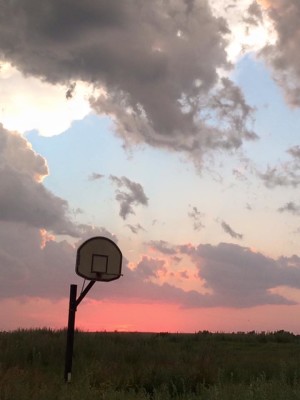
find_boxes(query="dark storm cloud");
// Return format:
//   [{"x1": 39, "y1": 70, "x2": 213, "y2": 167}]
[
  {"x1": 0, "y1": 0, "x2": 256, "y2": 164},
  {"x1": 261, "y1": 0, "x2": 300, "y2": 106},
  {"x1": 110, "y1": 175, "x2": 148, "y2": 219},
  {"x1": 221, "y1": 220, "x2": 243, "y2": 240},
  {"x1": 0, "y1": 125, "x2": 79, "y2": 236}
]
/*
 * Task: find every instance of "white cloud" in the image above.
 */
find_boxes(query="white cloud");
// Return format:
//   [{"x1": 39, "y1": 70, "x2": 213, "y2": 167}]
[
  {"x1": 0, "y1": 61, "x2": 91, "y2": 136},
  {"x1": 208, "y1": 0, "x2": 276, "y2": 62}
]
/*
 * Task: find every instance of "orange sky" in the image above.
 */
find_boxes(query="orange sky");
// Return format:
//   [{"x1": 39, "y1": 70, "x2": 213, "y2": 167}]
[
  {"x1": 1, "y1": 298, "x2": 300, "y2": 334},
  {"x1": 257, "y1": 0, "x2": 272, "y2": 9},
  {"x1": 257, "y1": 0, "x2": 281, "y2": 10}
]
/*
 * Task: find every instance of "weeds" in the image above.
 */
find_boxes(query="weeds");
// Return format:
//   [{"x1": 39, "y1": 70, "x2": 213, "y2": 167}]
[{"x1": 1, "y1": 329, "x2": 300, "y2": 399}]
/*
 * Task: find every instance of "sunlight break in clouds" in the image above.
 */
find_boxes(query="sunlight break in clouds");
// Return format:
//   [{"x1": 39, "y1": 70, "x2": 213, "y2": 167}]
[
  {"x1": 40, "y1": 229, "x2": 56, "y2": 249},
  {"x1": 0, "y1": 61, "x2": 92, "y2": 136},
  {"x1": 208, "y1": 0, "x2": 277, "y2": 62}
]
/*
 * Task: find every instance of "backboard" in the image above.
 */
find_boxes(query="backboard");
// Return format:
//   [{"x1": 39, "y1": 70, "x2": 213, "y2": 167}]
[{"x1": 76, "y1": 236, "x2": 122, "y2": 282}]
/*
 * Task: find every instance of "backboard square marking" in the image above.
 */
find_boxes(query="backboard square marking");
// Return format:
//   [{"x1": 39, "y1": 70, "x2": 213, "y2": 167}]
[{"x1": 92, "y1": 254, "x2": 108, "y2": 274}]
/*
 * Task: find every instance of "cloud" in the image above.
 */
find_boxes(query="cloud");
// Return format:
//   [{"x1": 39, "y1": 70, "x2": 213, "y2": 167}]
[
  {"x1": 75, "y1": 224, "x2": 118, "y2": 245},
  {"x1": 0, "y1": 222, "x2": 75, "y2": 299},
  {"x1": 180, "y1": 270, "x2": 189, "y2": 279},
  {"x1": 247, "y1": 1, "x2": 263, "y2": 23},
  {"x1": 71, "y1": 207, "x2": 84, "y2": 217},
  {"x1": 0, "y1": 0, "x2": 256, "y2": 165},
  {"x1": 288, "y1": 145, "x2": 300, "y2": 162},
  {"x1": 233, "y1": 168, "x2": 248, "y2": 181},
  {"x1": 2, "y1": 223, "x2": 300, "y2": 310},
  {"x1": 180, "y1": 242, "x2": 300, "y2": 307},
  {"x1": 188, "y1": 206, "x2": 205, "y2": 231},
  {"x1": 0, "y1": 124, "x2": 47, "y2": 181},
  {"x1": 126, "y1": 224, "x2": 145, "y2": 234},
  {"x1": 147, "y1": 240, "x2": 177, "y2": 255},
  {"x1": 246, "y1": 203, "x2": 252, "y2": 210},
  {"x1": 110, "y1": 175, "x2": 148, "y2": 219},
  {"x1": 0, "y1": 221, "x2": 122, "y2": 300},
  {"x1": 0, "y1": 168, "x2": 78, "y2": 235},
  {"x1": 0, "y1": 62, "x2": 91, "y2": 136},
  {"x1": 65, "y1": 82, "x2": 76, "y2": 100},
  {"x1": 0, "y1": 222, "x2": 206, "y2": 309},
  {"x1": 0, "y1": 126, "x2": 128, "y2": 301},
  {"x1": 257, "y1": 146, "x2": 300, "y2": 188},
  {"x1": 89, "y1": 241, "x2": 300, "y2": 308},
  {"x1": 261, "y1": 0, "x2": 300, "y2": 106},
  {"x1": 278, "y1": 202, "x2": 300, "y2": 216},
  {"x1": 258, "y1": 164, "x2": 300, "y2": 188},
  {"x1": 0, "y1": 125, "x2": 79, "y2": 236},
  {"x1": 134, "y1": 256, "x2": 167, "y2": 280},
  {"x1": 221, "y1": 221, "x2": 243, "y2": 240},
  {"x1": 258, "y1": 167, "x2": 294, "y2": 188},
  {"x1": 88, "y1": 172, "x2": 104, "y2": 181}
]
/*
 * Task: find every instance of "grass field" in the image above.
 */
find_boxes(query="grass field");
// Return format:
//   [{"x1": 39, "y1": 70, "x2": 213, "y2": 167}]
[{"x1": 1, "y1": 329, "x2": 300, "y2": 399}]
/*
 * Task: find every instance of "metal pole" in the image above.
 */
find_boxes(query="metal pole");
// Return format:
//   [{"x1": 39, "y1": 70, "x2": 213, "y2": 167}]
[
  {"x1": 64, "y1": 284, "x2": 77, "y2": 383},
  {"x1": 76, "y1": 280, "x2": 95, "y2": 308}
]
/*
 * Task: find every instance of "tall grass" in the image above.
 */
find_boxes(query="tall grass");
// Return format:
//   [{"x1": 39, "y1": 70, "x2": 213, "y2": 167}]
[{"x1": 1, "y1": 329, "x2": 300, "y2": 399}]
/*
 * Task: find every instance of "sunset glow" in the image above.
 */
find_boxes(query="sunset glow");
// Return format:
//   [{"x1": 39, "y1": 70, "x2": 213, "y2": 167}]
[
  {"x1": 257, "y1": 0, "x2": 272, "y2": 9},
  {"x1": 2, "y1": 0, "x2": 300, "y2": 334}
]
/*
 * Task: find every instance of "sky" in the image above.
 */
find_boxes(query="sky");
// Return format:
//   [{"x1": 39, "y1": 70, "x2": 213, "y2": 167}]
[{"x1": 1, "y1": 0, "x2": 300, "y2": 333}]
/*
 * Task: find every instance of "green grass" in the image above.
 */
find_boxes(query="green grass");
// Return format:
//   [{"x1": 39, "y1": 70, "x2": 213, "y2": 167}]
[{"x1": 1, "y1": 329, "x2": 300, "y2": 399}]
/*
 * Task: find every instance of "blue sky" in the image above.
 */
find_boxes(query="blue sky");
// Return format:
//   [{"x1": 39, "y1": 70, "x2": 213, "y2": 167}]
[{"x1": 2, "y1": 0, "x2": 300, "y2": 333}]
